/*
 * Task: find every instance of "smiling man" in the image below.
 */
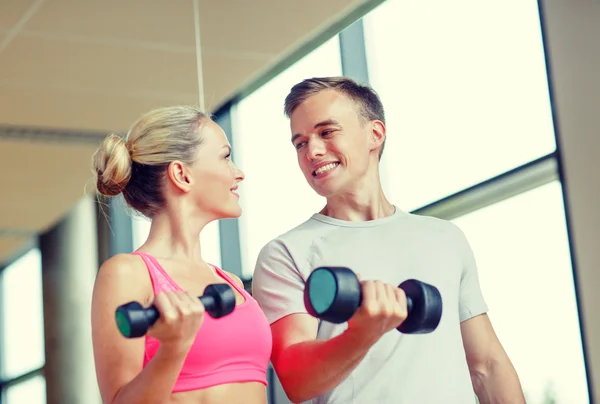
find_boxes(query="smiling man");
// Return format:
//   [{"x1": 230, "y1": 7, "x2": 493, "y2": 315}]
[{"x1": 251, "y1": 76, "x2": 525, "y2": 404}]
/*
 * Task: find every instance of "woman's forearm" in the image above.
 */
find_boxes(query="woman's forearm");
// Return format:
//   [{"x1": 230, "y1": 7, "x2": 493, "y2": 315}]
[{"x1": 111, "y1": 344, "x2": 188, "y2": 404}]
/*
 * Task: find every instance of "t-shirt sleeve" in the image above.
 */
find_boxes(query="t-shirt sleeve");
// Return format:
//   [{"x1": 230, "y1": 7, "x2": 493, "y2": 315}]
[
  {"x1": 454, "y1": 225, "x2": 489, "y2": 322},
  {"x1": 251, "y1": 239, "x2": 308, "y2": 324}
]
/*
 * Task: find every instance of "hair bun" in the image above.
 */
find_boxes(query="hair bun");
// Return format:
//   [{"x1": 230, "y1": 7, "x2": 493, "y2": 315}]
[{"x1": 92, "y1": 134, "x2": 132, "y2": 197}]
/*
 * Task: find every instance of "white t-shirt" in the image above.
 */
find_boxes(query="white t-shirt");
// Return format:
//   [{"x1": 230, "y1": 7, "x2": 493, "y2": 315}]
[{"x1": 252, "y1": 207, "x2": 488, "y2": 404}]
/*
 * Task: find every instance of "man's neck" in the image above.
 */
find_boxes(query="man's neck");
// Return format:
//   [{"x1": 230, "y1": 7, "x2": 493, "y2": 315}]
[{"x1": 321, "y1": 189, "x2": 395, "y2": 222}]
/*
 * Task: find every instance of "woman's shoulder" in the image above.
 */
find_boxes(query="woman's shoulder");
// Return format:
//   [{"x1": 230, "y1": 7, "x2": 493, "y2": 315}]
[
  {"x1": 94, "y1": 253, "x2": 153, "y2": 302},
  {"x1": 99, "y1": 253, "x2": 147, "y2": 277},
  {"x1": 217, "y1": 267, "x2": 245, "y2": 290}
]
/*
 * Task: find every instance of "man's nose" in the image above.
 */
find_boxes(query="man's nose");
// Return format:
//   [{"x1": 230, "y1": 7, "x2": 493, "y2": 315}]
[{"x1": 306, "y1": 138, "x2": 325, "y2": 160}]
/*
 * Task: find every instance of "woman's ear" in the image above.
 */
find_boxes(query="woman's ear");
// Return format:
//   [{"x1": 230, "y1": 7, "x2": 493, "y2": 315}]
[{"x1": 166, "y1": 161, "x2": 192, "y2": 193}]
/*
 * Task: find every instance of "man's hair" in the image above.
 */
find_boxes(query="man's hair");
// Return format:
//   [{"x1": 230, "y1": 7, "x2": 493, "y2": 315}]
[{"x1": 284, "y1": 76, "x2": 386, "y2": 159}]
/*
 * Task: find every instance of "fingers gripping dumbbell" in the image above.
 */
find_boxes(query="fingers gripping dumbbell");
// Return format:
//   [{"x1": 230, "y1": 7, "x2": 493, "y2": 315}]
[
  {"x1": 303, "y1": 267, "x2": 443, "y2": 334},
  {"x1": 115, "y1": 283, "x2": 236, "y2": 338}
]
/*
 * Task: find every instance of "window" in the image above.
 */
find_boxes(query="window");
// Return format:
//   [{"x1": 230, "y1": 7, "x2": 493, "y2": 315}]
[
  {"x1": 233, "y1": 36, "x2": 343, "y2": 277},
  {"x1": 131, "y1": 215, "x2": 222, "y2": 268},
  {"x1": 452, "y1": 181, "x2": 588, "y2": 403},
  {"x1": 363, "y1": 0, "x2": 557, "y2": 211},
  {"x1": 0, "y1": 248, "x2": 45, "y2": 380},
  {"x1": 4, "y1": 374, "x2": 46, "y2": 404},
  {"x1": 131, "y1": 215, "x2": 150, "y2": 251}
]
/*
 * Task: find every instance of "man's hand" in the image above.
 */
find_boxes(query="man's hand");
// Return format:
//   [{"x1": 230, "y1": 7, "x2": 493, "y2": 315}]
[{"x1": 346, "y1": 278, "x2": 408, "y2": 346}]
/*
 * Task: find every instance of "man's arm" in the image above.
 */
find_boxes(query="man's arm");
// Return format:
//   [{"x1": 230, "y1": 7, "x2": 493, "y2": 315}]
[
  {"x1": 253, "y1": 239, "x2": 369, "y2": 403},
  {"x1": 252, "y1": 239, "x2": 407, "y2": 403},
  {"x1": 461, "y1": 313, "x2": 525, "y2": 404},
  {"x1": 269, "y1": 282, "x2": 408, "y2": 403},
  {"x1": 270, "y1": 313, "x2": 373, "y2": 404}
]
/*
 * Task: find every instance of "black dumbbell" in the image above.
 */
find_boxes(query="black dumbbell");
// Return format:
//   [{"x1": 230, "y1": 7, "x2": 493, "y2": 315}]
[
  {"x1": 115, "y1": 283, "x2": 236, "y2": 338},
  {"x1": 304, "y1": 266, "x2": 443, "y2": 334}
]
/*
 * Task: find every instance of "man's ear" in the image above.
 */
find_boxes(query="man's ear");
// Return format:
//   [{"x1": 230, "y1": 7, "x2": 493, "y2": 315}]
[
  {"x1": 369, "y1": 120, "x2": 386, "y2": 153},
  {"x1": 167, "y1": 161, "x2": 193, "y2": 193}
]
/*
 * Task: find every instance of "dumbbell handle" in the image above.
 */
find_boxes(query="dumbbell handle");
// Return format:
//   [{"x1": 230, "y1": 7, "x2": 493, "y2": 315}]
[
  {"x1": 356, "y1": 287, "x2": 413, "y2": 313},
  {"x1": 115, "y1": 294, "x2": 218, "y2": 338},
  {"x1": 133, "y1": 295, "x2": 216, "y2": 328},
  {"x1": 355, "y1": 280, "x2": 439, "y2": 334}
]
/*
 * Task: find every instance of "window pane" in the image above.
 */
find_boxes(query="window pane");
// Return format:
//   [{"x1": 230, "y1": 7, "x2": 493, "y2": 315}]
[
  {"x1": 364, "y1": 0, "x2": 557, "y2": 211},
  {"x1": 132, "y1": 215, "x2": 221, "y2": 268},
  {"x1": 5, "y1": 375, "x2": 46, "y2": 404},
  {"x1": 131, "y1": 215, "x2": 151, "y2": 251},
  {"x1": 452, "y1": 181, "x2": 588, "y2": 403},
  {"x1": 1, "y1": 248, "x2": 45, "y2": 379},
  {"x1": 234, "y1": 36, "x2": 343, "y2": 277}
]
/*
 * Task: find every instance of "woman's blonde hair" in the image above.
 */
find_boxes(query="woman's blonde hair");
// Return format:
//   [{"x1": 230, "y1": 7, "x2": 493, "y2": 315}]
[{"x1": 92, "y1": 105, "x2": 209, "y2": 218}]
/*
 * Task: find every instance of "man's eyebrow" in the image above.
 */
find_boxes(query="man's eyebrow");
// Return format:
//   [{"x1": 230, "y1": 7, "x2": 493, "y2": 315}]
[
  {"x1": 314, "y1": 119, "x2": 340, "y2": 129},
  {"x1": 291, "y1": 119, "x2": 340, "y2": 144}
]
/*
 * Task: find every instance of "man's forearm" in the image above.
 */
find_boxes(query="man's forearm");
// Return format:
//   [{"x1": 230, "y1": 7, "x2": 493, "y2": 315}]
[
  {"x1": 471, "y1": 357, "x2": 525, "y2": 404},
  {"x1": 275, "y1": 330, "x2": 374, "y2": 403}
]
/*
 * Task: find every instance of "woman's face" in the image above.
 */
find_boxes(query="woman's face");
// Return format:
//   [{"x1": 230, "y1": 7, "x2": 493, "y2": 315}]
[{"x1": 187, "y1": 119, "x2": 245, "y2": 219}]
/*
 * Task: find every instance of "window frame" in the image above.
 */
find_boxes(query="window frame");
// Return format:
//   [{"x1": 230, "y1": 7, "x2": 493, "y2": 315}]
[
  {"x1": 215, "y1": 1, "x2": 591, "y2": 401},
  {"x1": 0, "y1": 242, "x2": 45, "y2": 404}
]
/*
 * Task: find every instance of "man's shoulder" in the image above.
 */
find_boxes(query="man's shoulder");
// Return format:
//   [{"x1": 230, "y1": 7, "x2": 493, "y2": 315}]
[
  {"x1": 399, "y1": 212, "x2": 472, "y2": 256},
  {"x1": 401, "y1": 211, "x2": 464, "y2": 236},
  {"x1": 252, "y1": 215, "x2": 330, "y2": 289},
  {"x1": 264, "y1": 214, "x2": 326, "y2": 245}
]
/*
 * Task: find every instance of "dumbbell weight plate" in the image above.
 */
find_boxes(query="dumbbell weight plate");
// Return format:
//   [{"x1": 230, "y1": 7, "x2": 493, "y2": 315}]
[
  {"x1": 306, "y1": 268, "x2": 337, "y2": 315},
  {"x1": 397, "y1": 279, "x2": 443, "y2": 334},
  {"x1": 203, "y1": 283, "x2": 236, "y2": 318},
  {"x1": 304, "y1": 266, "x2": 361, "y2": 324}
]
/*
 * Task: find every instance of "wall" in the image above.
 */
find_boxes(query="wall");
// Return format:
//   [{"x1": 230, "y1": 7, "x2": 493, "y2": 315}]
[{"x1": 540, "y1": 0, "x2": 600, "y2": 400}]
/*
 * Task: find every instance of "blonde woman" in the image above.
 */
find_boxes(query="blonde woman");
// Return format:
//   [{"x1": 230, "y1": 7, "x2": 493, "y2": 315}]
[{"x1": 91, "y1": 106, "x2": 272, "y2": 404}]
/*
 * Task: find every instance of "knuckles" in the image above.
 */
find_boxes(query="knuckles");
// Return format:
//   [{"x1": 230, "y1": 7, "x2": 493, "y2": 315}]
[
  {"x1": 162, "y1": 311, "x2": 178, "y2": 324},
  {"x1": 361, "y1": 282, "x2": 409, "y2": 323}
]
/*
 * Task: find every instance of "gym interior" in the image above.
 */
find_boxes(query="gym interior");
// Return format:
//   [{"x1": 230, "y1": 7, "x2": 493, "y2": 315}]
[{"x1": 0, "y1": 1, "x2": 598, "y2": 403}]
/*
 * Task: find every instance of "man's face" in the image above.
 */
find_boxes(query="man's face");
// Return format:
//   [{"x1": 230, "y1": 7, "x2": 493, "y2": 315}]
[{"x1": 290, "y1": 89, "x2": 381, "y2": 197}]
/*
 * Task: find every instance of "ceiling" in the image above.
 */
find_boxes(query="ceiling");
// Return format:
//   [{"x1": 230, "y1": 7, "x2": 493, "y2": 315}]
[{"x1": 0, "y1": 0, "x2": 382, "y2": 266}]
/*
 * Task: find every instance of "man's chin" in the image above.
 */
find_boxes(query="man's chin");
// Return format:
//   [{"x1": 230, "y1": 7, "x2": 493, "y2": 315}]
[{"x1": 310, "y1": 183, "x2": 338, "y2": 198}]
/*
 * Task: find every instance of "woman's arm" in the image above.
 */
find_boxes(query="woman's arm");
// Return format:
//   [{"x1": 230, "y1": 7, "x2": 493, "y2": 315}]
[{"x1": 91, "y1": 254, "x2": 203, "y2": 404}]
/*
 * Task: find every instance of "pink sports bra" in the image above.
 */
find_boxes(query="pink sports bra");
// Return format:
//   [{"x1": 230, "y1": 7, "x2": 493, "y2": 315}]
[{"x1": 132, "y1": 251, "x2": 272, "y2": 392}]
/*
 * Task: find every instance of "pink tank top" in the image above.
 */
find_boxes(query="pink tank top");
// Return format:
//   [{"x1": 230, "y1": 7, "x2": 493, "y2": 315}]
[{"x1": 132, "y1": 251, "x2": 272, "y2": 392}]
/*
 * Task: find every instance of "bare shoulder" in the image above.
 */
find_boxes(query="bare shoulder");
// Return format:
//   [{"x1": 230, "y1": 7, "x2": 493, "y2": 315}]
[
  {"x1": 221, "y1": 269, "x2": 245, "y2": 289},
  {"x1": 94, "y1": 253, "x2": 152, "y2": 305},
  {"x1": 98, "y1": 253, "x2": 146, "y2": 275}
]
